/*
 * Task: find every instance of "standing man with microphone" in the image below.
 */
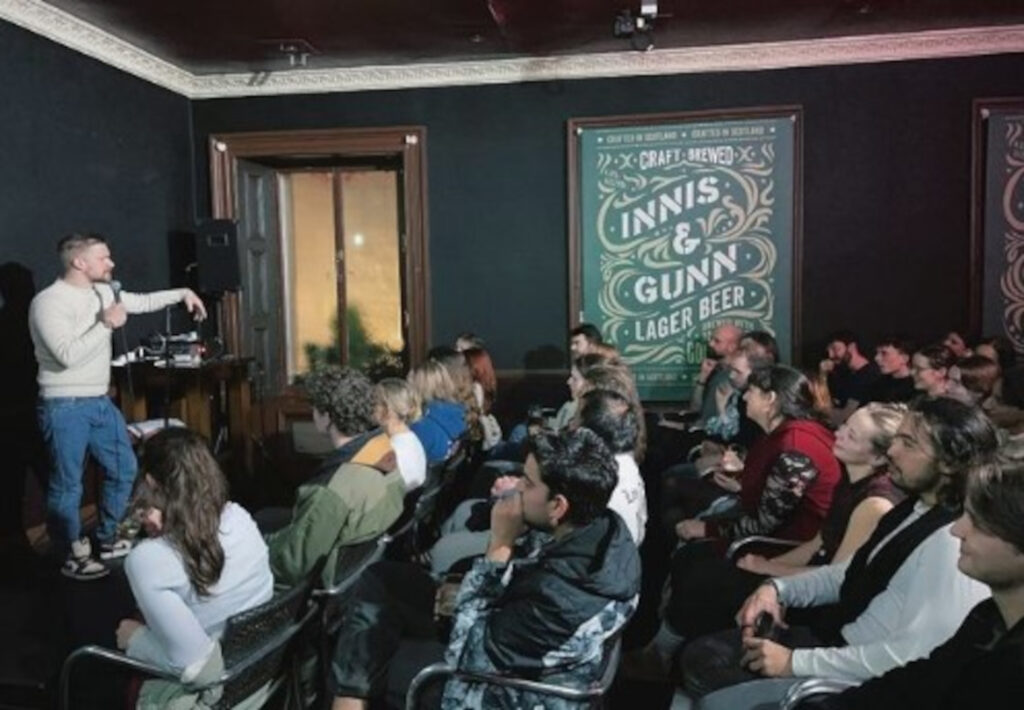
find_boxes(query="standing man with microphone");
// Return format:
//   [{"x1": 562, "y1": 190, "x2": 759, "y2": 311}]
[{"x1": 29, "y1": 233, "x2": 207, "y2": 580}]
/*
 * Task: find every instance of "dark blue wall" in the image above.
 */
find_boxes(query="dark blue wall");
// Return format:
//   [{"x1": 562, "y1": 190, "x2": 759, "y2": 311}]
[
  {"x1": 190, "y1": 53, "x2": 1024, "y2": 367},
  {"x1": 0, "y1": 21, "x2": 193, "y2": 341},
  {"x1": 6, "y1": 14, "x2": 1023, "y2": 369}
]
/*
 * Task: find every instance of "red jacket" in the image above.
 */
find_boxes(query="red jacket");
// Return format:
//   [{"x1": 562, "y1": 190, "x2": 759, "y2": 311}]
[{"x1": 707, "y1": 418, "x2": 841, "y2": 544}]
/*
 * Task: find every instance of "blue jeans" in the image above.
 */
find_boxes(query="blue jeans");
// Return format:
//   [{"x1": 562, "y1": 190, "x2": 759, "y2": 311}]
[{"x1": 38, "y1": 396, "x2": 138, "y2": 550}]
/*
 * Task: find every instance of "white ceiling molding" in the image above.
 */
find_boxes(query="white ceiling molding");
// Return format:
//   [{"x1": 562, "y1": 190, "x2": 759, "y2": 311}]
[
  {"x1": 0, "y1": 0, "x2": 194, "y2": 95},
  {"x1": 3, "y1": 0, "x2": 1024, "y2": 99}
]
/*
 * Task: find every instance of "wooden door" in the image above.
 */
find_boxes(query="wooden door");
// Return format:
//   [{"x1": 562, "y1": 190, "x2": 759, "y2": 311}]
[{"x1": 235, "y1": 159, "x2": 285, "y2": 396}]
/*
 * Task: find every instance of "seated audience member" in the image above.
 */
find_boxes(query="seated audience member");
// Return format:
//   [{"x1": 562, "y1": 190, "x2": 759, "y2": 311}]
[
  {"x1": 975, "y1": 334, "x2": 1024, "y2": 406},
  {"x1": 569, "y1": 322, "x2": 603, "y2": 357},
  {"x1": 819, "y1": 330, "x2": 880, "y2": 416},
  {"x1": 735, "y1": 403, "x2": 906, "y2": 577},
  {"x1": 428, "y1": 347, "x2": 482, "y2": 446},
  {"x1": 957, "y1": 354, "x2": 1024, "y2": 434},
  {"x1": 266, "y1": 367, "x2": 405, "y2": 587},
  {"x1": 577, "y1": 360, "x2": 647, "y2": 463},
  {"x1": 375, "y1": 378, "x2": 427, "y2": 491},
  {"x1": 305, "y1": 365, "x2": 396, "y2": 476},
  {"x1": 669, "y1": 365, "x2": 842, "y2": 548},
  {"x1": 631, "y1": 403, "x2": 906, "y2": 678},
  {"x1": 551, "y1": 353, "x2": 605, "y2": 434},
  {"x1": 690, "y1": 323, "x2": 743, "y2": 425},
  {"x1": 483, "y1": 350, "x2": 614, "y2": 464},
  {"x1": 804, "y1": 367, "x2": 833, "y2": 420},
  {"x1": 453, "y1": 331, "x2": 484, "y2": 353},
  {"x1": 328, "y1": 428, "x2": 641, "y2": 710},
  {"x1": 575, "y1": 388, "x2": 647, "y2": 544},
  {"x1": 428, "y1": 386, "x2": 648, "y2": 573},
  {"x1": 910, "y1": 343, "x2": 961, "y2": 400},
  {"x1": 664, "y1": 349, "x2": 773, "y2": 487},
  {"x1": 408, "y1": 359, "x2": 468, "y2": 463},
  {"x1": 975, "y1": 335, "x2": 1015, "y2": 384},
  {"x1": 796, "y1": 455, "x2": 1024, "y2": 710},
  {"x1": 463, "y1": 346, "x2": 502, "y2": 451},
  {"x1": 117, "y1": 429, "x2": 274, "y2": 708},
  {"x1": 943, "y1": 330, "x2": 972, "y2": 358},
  {"x1": 684, "y1": 397, "x2": 997, "y2": 708},
  {"x1": 740, "y1": 330, "x2": 780, "y2": 364},
  {"x1": 865, "y1": 335, "x2": 916, "y2": 404}
]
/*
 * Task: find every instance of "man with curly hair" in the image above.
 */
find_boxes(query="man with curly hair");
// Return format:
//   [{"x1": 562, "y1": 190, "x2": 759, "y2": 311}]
[{"x1": 266, "y1": 366, "x2": 404, "y2": 587}]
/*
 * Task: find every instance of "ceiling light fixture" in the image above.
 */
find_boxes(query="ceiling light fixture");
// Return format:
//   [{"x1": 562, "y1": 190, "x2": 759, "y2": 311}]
[{"x1": 613, "y1": 1, "x2": 659, "y2": 52}]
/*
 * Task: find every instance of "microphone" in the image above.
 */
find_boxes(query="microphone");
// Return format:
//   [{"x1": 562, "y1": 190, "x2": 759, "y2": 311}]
[{"x1": 110, "y1": 279, "x2": 123, "y2": 304}]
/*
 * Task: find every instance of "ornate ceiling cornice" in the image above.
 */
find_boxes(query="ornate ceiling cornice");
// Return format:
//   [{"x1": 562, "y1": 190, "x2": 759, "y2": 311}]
[
  {"x1": 3, "y1": 0, "x2": 1024, "y2": 99},
  {"x1": 0, "y1": 0, "x2": 194, "y2": 94}
]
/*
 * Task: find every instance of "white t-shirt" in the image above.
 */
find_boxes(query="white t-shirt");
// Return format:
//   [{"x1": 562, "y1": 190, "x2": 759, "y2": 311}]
[
  {"x1": 392, "y1": 429, "x2": 428, "y2": 491},
  {"x1": 608, "y1": 453, "x2": 648, "y2": 545},
  {"x1": 124, "y1": 502, "x2": 274, "y2": 681}
]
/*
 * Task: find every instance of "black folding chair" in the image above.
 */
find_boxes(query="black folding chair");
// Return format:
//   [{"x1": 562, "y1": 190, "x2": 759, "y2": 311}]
[
  {"x1": 59, "y1": 582, "x2": 315, "y2": 710},
  {"x1": 310, "y1": 534, "x2": 391, "y2": 708}
]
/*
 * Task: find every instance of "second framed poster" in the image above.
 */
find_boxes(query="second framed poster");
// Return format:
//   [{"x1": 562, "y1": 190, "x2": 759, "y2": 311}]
[{"x1": 568, "y1": 107, "x2": 803, "y2": 402}]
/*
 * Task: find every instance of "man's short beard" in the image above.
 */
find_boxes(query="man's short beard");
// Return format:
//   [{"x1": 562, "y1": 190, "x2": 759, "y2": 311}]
[{"x1": 892, "y1": 465, "x2": 943, "y2": 497}]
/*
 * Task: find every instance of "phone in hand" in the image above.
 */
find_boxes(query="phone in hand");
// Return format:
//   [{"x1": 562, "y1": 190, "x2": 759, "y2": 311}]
[{"x1": 753, "y1": 611, "x2": 777, "y2": 640}]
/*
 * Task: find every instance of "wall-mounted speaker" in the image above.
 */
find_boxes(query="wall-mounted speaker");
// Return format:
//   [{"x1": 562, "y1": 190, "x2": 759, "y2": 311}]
[{"x1": 186, "y1": 220, "x2": 240, "y2": 293}]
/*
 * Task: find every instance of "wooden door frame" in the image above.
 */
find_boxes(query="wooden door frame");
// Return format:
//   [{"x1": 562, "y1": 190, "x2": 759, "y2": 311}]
[{"x1": 208, "y1": 126, "x2": 430, "y2": 389}]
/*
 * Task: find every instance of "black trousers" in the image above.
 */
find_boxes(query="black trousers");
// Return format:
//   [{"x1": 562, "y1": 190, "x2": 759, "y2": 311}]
[
  {"x1": 664, "y1": 541, "x2": 767, "y2": 639},
  {"x1": 331, "y1": 560, "x2": 445, "y2": 704},
  {"x1": 681, "y1": 624, "x2": 829, "y2": 698}
]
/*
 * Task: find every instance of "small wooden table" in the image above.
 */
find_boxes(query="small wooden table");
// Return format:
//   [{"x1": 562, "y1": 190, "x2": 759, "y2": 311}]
[{"x1": 112, "y1": 357, "x2": 254, "y2": 472}]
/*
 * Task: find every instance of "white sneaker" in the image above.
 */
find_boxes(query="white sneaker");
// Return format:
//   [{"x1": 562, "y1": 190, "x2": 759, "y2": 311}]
[
  {"x1": 62, "y1": 538, "x2": 110, "y2": 580},
  {"x1": 99, "y1": 537, "x2": 133, "y2": 560}
]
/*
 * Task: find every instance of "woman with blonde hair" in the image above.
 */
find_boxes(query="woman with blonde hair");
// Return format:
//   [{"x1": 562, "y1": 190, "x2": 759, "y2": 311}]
[
  {"x1": 376, "y1": 378, "x2": 427, "y2": 491},
  {"x1": 116, "y1": 428, "x2": 273, "y2": 707},
  {"x1": 408, "y1": 359, "x2": 467, "y2": 463}
]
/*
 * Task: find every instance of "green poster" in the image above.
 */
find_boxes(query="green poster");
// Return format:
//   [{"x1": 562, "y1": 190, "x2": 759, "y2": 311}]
[{"x1": 575, "y1": 111, "x2": 799, "y2": 401}]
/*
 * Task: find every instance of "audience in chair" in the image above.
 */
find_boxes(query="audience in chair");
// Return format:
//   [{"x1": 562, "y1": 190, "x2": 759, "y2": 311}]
[
  {"x1": 327, "y1": 427, "x2": 640, "y2": 710},
  {"x1": 685, "y1": 397, "x2": 997, "y2": 709},
  {"x1": 463, "y1": 346, "x2": 503, "y2": 451},
  {"x1": 408, "y1": 359, "x2": 469, "y2": 464},
  {"x1": 865, "y1": 335, "x2": 916, "y2": 404},
  {"x1": 632, "y1": 403, "x2": 905, "y2": 679},
  {"x1": 427, "y1": 385, "x2": 647, "y2": 574},
  {"x1": 690, "y1": 323, "x2": 743, "y2": 426},
  {"x1": 569, "y1": 322, "x2": 604, "y2": 357},
  {"x1": 820, "y1": 330, "x2": 880, "y2": 423},
  {"x1": 375, "y1": 377, "x2": 427, "y2": 492},
  {"x1": 265, "y1": 366, "x2": 404, "y2": 588},
  {"x1": 668, "y1": 365, "x2": 842, "y2": 549},
  {"x1": 117, "y1": 428, "x2": 274, "y2": 708},
  {"x1": 910, "y1": 343, "x2": 963, "y2": 401},
  {"x1": 795, "y1": 452, "x2": 1024, "y2": 709}
]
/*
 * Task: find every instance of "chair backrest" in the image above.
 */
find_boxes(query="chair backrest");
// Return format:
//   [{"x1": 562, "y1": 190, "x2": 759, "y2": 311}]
[
  {"x1": 215, "y1": 581, "x2": 311, "y2": 708},
  {"x1": 317, "y1": 534, "x2": 389, "y2": 626}
]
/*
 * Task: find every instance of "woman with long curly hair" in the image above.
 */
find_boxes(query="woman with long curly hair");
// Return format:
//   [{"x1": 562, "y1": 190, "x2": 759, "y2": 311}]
[{"x1": 115, "y1": 428, "x2": 273, "y2": 706}]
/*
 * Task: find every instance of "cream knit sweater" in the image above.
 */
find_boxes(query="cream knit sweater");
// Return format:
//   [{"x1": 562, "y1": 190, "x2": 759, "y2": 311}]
[{"x1": 29, "y1": 279, "x2": 187, "y2": 398}]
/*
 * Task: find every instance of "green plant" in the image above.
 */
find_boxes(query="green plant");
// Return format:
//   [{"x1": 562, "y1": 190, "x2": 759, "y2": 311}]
[{"x1": 302, "y1": 306, "x2": 405, "y2": 381}]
